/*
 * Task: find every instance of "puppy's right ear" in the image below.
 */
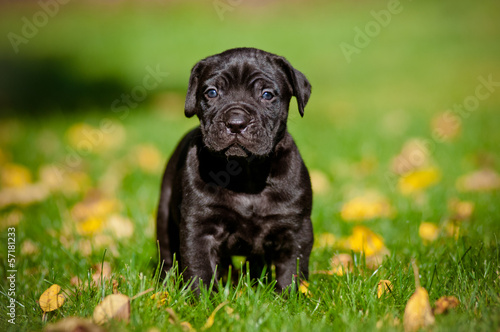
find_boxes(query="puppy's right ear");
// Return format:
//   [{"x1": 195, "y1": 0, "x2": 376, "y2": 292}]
[{"x1": 184, "y1": 61, "x2": 205, "y2": 118}]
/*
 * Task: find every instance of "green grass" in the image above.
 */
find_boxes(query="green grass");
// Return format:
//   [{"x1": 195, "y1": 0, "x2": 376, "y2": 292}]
[{"x1": 1, "y1": 0, "x2": 500, "y2": 331}]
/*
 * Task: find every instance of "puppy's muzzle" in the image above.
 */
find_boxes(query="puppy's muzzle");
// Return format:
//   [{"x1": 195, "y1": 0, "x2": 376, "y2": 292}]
[{"x1": 224, "y1": 109, "x2": 250, "y2": 134}]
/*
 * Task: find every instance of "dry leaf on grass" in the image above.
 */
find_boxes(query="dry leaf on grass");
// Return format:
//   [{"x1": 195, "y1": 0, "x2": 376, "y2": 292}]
[
  {"x1": 130, "y1": 144, "x2": 163, "y2": 174},
  {"x1": 39, "y1": 284, "x2": 65, "y2": 313},
  {"x1": 340, "y1": 193, "x2": 394, "y2": 221},
  {"x1": 403, "y1": 261, "x2": 435, "y2": 332},
  {"x1": 377, "y1": 280, "x2": 393, "y2": 298},
  {"x1": 1, "y1": 163, "x2": 32, "y2": 188},
  {"x1": 434, "y1": 296, "x2": 459, "y2": 315},
  {"x1": 314, "y1": 233, "x2": 336, "y2": 249},
  {"x1": 340, "y1": 226, "x2": 390, "y2": 257},
  {"x1": 0, "y1": 183, "x2": 50, "y2": 209},
  {"x1": 93, "y1": 294, "x2": 130, "y2": 325},
  {"x1": 299, "y1": 280, "x2": 312, "y2": 297},
  {"x1": 448, "y1": 198, "x2": 474, "y2": 220},
  {"x1": 330, "y1": 253, "x2": 353, "y2": 276},
  {"x1": 391, "y1": 139, "x2": 431, "y2": 175},
  {"x1": 310, "y1": 169, "x2": 331, "y2": 195},
  {"x1": 431, "y1": 111, "x2": 461, "y2": 141},
  {"x1": 418, "y1": 222, "x2": 439, "y2": 243},
  {"x1": 456, "y1": 168, "x2": 500, "y2": 192},
  {"x1": 44, "y1": 317, "x2": 105, "y2": 332},
  {"x1": 398, "y1": 167, "x2": 441, "y2": 195},
  {"x1": 203, "y1": 301, "x2": 229, "y2": 329}
]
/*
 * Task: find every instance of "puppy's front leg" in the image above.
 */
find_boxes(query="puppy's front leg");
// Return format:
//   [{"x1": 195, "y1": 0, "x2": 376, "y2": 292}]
[{"x1": 180, "y1": 225, "x2": 219, "y2": 293}]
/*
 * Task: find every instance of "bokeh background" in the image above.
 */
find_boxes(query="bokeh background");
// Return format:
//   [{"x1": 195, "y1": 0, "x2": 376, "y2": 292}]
[{"x1": 0, "y1": 0, "x2": 499, "y2": 329}]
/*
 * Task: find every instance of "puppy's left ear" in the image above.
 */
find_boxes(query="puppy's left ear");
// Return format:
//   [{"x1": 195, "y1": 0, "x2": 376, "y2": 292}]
[
  {"x1": 275, "y1": 57, "x2": 312, "y2": 117},
  {"x1": 184, "y1": 60, "x2": 205, "y2": 118}
]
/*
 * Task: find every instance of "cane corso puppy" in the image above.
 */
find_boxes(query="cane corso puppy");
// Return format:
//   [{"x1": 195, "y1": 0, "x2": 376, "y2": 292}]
[{"x1": 156, "y1": 47, "x2": 313, "y2": 292}]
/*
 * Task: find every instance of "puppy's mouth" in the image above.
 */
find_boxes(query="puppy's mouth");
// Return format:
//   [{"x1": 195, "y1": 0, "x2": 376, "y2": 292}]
[{"x1": 223, "y1": 143, "x2": 251, "y2": 158}]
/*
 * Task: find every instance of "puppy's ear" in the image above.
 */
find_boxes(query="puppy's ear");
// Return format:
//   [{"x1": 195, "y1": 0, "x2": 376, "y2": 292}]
[
  {"x1": 184, "y1": 61, "x2": 205, "y2": 118},
  {"x1": 275, "y1": 57, "x2": 311, "y2": 117}
]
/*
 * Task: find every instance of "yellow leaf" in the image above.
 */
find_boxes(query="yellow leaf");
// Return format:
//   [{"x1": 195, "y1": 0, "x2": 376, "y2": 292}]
[
  {"x1": 341, "y1": 226, "x2": 389, "y2": 257},
  {"x1": 418, "y1": 222, "x2": 439, "y2": 243},
  {"x1": 299, "y1": 280, "x2": 312, "y2": 297},
  {"x1": 377, "y1": 280, "x2": 393, "y2": 298},
  {"x1": 77, "y1": 217, "x2": 104, "y2": 236},
  {"x1": 105, "y1": 214, "x2": 135, "y2": 239},
  {"x1": 0, "y1": 183, "x2": 50, "y2": 209},
  {"x1": 310, "y1": 169, "x2": 330, "y2": 195},
  {"x1": 330, "y1": 253, "x2": 353, "y2": 276},
  {"x1": 151, "y1": 291, "x2": 169, "y2": 307},
  {"x1": 431, "y1": 111, "x2": 461, "y2": 141},
  {"x1": 203, "y1": 301, "x2": 229, "y2": 329},
  {"x1": 314, "y1": 233, "x2": 336, "y2": 249},
  {"x1": 340, "y1": 193, "x2": 394, "y2": 221},
  {"x1": 456, "y1": 168, "x2": 500, "y2": 192},
  {"x1": 93, "y1": 294, "x2": 130, "y2": 325},
  {"x1": 434, "y1": 296, "x2": 460, "y2": 315},
  {"x1": 448, "y1": 199, "x2": 474, "y2": 220},
  {"x1": 44, "y1": 317, "x2": 105, "y2": 332},
  {"x1": 403, "y1": 287, "x2": 435, "y2": 332},
  {"x1": 131, "y1": 144, "x2": 163, "y2": 174},
  {"x1": 39, "y1": 284, "x2": 65, "y2": 312},
  {"x1": 391, "y1": 139, "x2": 431, "y2": 175},
  {"x1": 398, "y1": 167, "x2": 441, "y2": 195},
  {"x1": 1, "y1": 163, "x2": 32, "y2": 188}
]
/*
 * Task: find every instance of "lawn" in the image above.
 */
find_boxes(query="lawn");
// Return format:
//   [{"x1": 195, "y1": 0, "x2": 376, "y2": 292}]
[{"x1": 0, "y1": 0, "x2": 499, "y2": 331}]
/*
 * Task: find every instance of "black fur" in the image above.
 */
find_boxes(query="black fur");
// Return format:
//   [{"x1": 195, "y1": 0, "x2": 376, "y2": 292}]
[{"x1": 156, "y1": 48, "x2": 313, "y2": 293}]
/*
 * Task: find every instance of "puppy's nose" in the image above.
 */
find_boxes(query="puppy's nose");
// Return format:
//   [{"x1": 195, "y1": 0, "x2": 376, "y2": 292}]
[{"x1": 225, "y1": 110, "x2": 250, "y2": 134}]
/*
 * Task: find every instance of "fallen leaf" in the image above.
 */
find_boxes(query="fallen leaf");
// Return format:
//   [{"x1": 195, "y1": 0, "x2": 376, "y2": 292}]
[
  {"x1": 104, "y1": 214, "x2": 134, "y2": 239},
  {"x1": 71, "y1": 190, "x2": 119, "y2": 222},
  {"x1": 448, "y1": 198, "x2": 474, "y2": 220},
  {"x1": 377, "y1": 280, "x2": 393, "y2": 298},
  {"x1": 203, "y1": 301, "x2": 229, "y2": 329},
  {"x1": 39, "y1": 284, "x2": 65, "y2": 312},
  {"x1": 434, "y1": 296, "x2": 459, "y2": 315},
  {"x1": 456, "y1": 168, "x2": 500, "y2": 192},
  {"x1": 330, "y1": 253, "x2": 353, "y2": 276},
  {"x1": 340, "y1": 226, "x2": 389, "y2": 257},
  {"x1": 404, "y1": 261, "x2": 435, "y2": 332},
  {"x1": 21, "y1": 240, "x2": 39, "y2": 255},
  {"x1": 151, "y1": 291, "x2": 169, "y2": 307},
  {"x1": 93, "y1": 294, "x2": 130, "y2": 325},
  {"x1": 131, "y1": 144, "x2": 163, "y2": 174},
  {"x1": 299, "y1": 280, "x2": 312, "y2": 297},
  {"x1": 418, "y1": 222, "x2": 439, "y2": 243},
  {"x1": 340, "y1": 193, "x2": 394, "y2": 221},
  {"x1": 44, "y1": 317, "x2": 105, "y2": 332},
  {"x1": 391, "y1": 139, "x2": 431, "y2": 175},
  {"x1": 398, "y1": 167, "x2": 441, "y2": 195},
  {"x1": 1, "y1": 163, "x2": 32, "y2": 188},
  {"x1": 403, "y1": 287, "x2": 435, "y2": 332},
  {"x1": 66, "y1": 122, "x2": 125, "y2": 153},
  {"x1": 431, "y1": 111, "x2": 461, "y2": 142},
  {"x1": 39, "y1": 165, "x2": 91, "y2": 195},
  {"x1": 314, "y1": 233, "x2": 336, "y2": 249},
  {"x1": 77, "y1": 217, "x2": 105, "y2": 236},
  {"x1": 310, "y1": 169, "x2": 331, "y2": 195},
  {"x1": 92, "y1": 262, "x2": 112, "y2": 285},
  {"x1": 0, "y1": 183, "x2": 50, "y2": 209}
]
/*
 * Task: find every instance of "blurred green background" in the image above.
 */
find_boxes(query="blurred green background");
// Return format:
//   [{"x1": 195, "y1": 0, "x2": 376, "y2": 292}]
[{"x1": 1, "y1": 0, "x2": 500, "y2": 255}]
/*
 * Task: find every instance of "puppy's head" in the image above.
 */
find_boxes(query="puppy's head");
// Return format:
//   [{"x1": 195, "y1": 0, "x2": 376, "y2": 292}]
[{"x1": 184, "y1": 48, "x2": 311, "y2": 158}]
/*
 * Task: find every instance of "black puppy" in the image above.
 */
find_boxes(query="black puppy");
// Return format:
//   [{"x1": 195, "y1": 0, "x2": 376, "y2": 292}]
[{"x1": 156, "y1": 48, "x2": 313, "y2": 292}]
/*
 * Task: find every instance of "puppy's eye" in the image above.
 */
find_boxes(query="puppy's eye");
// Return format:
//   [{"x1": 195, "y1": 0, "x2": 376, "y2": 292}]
[
  {"x1": 261, "y1": 91, "x2": 274, "y2": 100},
  {"x1": 206, "y1": 89, "x2": 218, "y2": 98}
]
